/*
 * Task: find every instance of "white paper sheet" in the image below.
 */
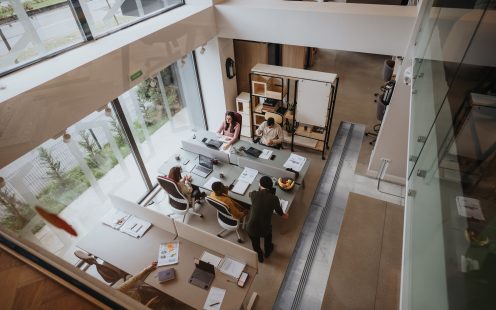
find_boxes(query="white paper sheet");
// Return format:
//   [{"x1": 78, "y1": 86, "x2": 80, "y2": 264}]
[
  {"x1": 101, "y1": 209, "x2": 130, "y2": 230},
  {"x1": 283, "y1": 153, "x2": 306, "y2": 172},
  {"x1": 157, "y1": 241, "x2": 179, "y2": 266},
  {"x1": 259, "y1": 149, "x2": 273, "y2": 159},
  {"x1": 203, "y1": 177, "x2": 221, "y2": 191},
  {"x1": 231, "y1": 180, "x2": 250, "y2": 195},
  {"x1": 456, "y1": 196, "x2": 484, "y2": 220},
  {"x1": 200, "y1": 251, "x2": 223, "y2": 268},
  {"x1": 203, "y1": 287, "x2": 226, "y2": 310},
  {"x1": 238, "y1": 167, "x2": 258, "y2": 184},
  {"x1": 120, "y1": 216, "x2": 151, "y2": 238},
  {"x1": 279, "y1": 199, "x2": 289, "y2": 214},
  {"x1": 218, "y1": 257, "x2": 245, "y2": 279}
]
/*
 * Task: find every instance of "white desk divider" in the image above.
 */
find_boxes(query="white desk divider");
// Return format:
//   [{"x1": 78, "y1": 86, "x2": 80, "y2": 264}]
[
  {"x1": 181, "y1": 140, "x2": 230, "y2": 163},
  {"x1": 174, "y1": 220, "x2": 258, "y2": 270},
  {"x1": 238, "y1": 156, "x2": 295, "y2": 179},
  {"x1": 109, "y1": 194, "x2": 176, "y2": 235}
]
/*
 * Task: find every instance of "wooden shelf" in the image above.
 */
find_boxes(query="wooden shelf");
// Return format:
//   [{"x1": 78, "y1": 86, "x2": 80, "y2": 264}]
[{"x1": 294, "y1": 126, "x2": 325, "y2": 140}]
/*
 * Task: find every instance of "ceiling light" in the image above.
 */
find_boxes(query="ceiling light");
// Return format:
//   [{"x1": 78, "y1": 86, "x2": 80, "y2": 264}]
[
  {"x1": 63, "y1": 132, "x2": 71, "y2": 143},
  {"x1": 200, "y1": 45, "x2": 206, "y2": 55},
  {"x1": 105, "y1": 106, "x2": 112, "y2": 117}
]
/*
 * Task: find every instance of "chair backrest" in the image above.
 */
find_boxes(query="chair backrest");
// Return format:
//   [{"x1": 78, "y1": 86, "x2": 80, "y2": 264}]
[
  {"x1": 157, "y1": 175, "x2": 188, "y2": 211},
  {"x1": 264, "y1": 112, "x2": 283, "y2": 125},
  {"x1": 205, "y1": 197, "x2": 238, "y2": 227}
]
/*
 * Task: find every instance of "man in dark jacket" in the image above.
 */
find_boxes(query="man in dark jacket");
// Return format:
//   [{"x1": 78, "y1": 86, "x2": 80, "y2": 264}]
[{"x1": 247, "y1": 176, "x2": 288, "y2": 263}]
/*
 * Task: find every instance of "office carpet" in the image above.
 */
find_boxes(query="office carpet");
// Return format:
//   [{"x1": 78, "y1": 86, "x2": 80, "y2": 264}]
[{"x1": 321, "y1": 192, "x2": 403, "y2": 310}]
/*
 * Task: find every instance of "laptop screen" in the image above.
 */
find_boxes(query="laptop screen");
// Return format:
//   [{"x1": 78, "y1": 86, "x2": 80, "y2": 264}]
[
  {"x1": 199, "y1": 154, "x2": 213, "y2": 169},
  {"x1": 197, "y1": 260, "x2": 215, "y2": 274}
]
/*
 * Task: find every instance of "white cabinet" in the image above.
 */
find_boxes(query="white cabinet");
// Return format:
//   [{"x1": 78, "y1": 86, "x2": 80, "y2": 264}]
[{"x1": 236, "y1": 92, "x2": 251, "y2": 138}]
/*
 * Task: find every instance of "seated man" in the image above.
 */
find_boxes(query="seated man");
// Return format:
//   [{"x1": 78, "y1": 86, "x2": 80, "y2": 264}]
[
  {"x1": 210, "y1": 181, "x2": 248, "y2": 220},
  {"x1": 255, "y1": 117, "x2": 283, "y2": 149}
]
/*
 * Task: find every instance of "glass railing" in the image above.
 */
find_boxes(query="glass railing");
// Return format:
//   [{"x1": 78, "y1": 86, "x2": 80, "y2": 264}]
[
  {"x1": 0, "y1": 0, "x2": 183, "y2": 76},
  {"x1": 405, "y1": 0, "x2": 496, "y2": 309}
]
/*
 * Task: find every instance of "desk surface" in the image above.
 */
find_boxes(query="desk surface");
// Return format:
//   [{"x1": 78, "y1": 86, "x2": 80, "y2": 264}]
[
  {"x1": 158, "y1": 148, "x2": 300, "y2": 210},
  {"x1": 78, "y1": 224, "x2": 256, "y2": 310},
  {"x1": 190, "y1": 130, "x2": 311, "y2": 185}
]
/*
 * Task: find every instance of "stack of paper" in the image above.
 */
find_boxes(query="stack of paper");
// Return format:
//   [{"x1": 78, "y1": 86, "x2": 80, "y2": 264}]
[
  {"x1": 203, "y1": 287, "x2": 226, "y2": 310},
  {"x1": 101, "y1": 209, "x2": 151, "y2": 238},
  {"x1": 218, "y1": 257, "x2": 245, "y2": 279},
  {"x1": 238, "y1": 167, "x2": 258, "y2": 184},
  {"x1": 259, "y1": 149, "x2": 273, "y2": 160},
  {"x1": 283, "y1": 153, "x2": 306, "y2": 172},
  {"x1": 200, "y1": 251, "x2": 223, "y2": 268}
]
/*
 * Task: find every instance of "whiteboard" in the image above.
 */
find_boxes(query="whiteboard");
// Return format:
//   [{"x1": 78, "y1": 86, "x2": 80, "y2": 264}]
[{"x1": 296, "y1": 79, "x2": 331, "y2": 127}]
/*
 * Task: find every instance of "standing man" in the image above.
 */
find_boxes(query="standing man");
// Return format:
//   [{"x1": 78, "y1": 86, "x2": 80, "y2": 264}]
[
  {"x1": 255, "y1": 117, "x2": 283, "y2": 149},
  {"x1": 247, "y1": 176, "x2": 288, "y2": 263}
]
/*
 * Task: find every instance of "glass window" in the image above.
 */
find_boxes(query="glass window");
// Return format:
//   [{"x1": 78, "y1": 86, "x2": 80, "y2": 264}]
[
  {"x1": 118, "y1": 52, "x2": 206, "y2": 182},
  {"x1": 79, "y1": 0, "x2": 183, "y2": 36},
  {"x1": 0, "y1": 0, "x2": 84, "y2": 73}
]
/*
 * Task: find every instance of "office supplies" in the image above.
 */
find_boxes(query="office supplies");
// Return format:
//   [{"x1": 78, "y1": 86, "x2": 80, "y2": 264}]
[
  {"x1": 201, "y1": 251, "x2": 223, "y2": 268},
  {"x1": 237, "y1": 272, "x2": 248, "y2": 287},
  {"x1": 244, "y1": 147, "x2": 262, "y2": 158},
  {"x1": 101, "y1": 209, "x2": 131, "y2": 230},
  {"x1": 203, "y1": 287, "x2": 225, "y2": 310},
  {"x1": 119, "y1": 216, "x2": 151, "y2": 238},
  {"x1": 189, "y1": 260, "x2": 215, "y2": 289},
  {"x1": 259, "y1": 149, "x2": 273, "y2": 159},
  {"x1": 218, "y1": 257, "x2": 245, "y2": 279},
  {"x1": 157, "y1": 241, "x2": 179, "y2": 266},
  {"x1": 238, "y1": 167, "x2": 258, "y2": 184},
  {"x1": 158, "y1": 268, "x2": 176, "y2": 283},
  {"x1": 283, "y1": 153, "x2": 306, "y2": 172},
  {"x1": 270, "y1": 154, "x2": 276, "y2": 160},
  {"x1": 192, "y1": 154, "x2": 213, "y2": 178},
  {"x1": 231, "y1": 180, "x2": 250, "y2": 195},
  {"x1": 205, "y1": 139, "x2": 223, "y2": 149}
]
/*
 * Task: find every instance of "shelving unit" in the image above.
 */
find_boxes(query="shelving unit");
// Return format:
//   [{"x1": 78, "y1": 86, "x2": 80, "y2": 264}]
[
  {"x1": 248, "y1": 64, "x2": 339, "y2": 159},
  {"x1": 236, "y1": 92, "x2": 251, "y2": 138}
]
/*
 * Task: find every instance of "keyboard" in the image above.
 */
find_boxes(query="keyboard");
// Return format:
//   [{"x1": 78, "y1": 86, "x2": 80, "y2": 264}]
[{"x1": 196, "y1": 165, "x2": 211, "y2": 173}]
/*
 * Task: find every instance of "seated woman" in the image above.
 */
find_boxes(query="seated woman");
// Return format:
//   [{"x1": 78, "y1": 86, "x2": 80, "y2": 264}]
[
  {"x1": 217, "y1": 111, "x2": 240, "y2": 150},
  {"x1": 168, "y1": 166, "x2": 205, "y2": 207},
  {"x1": 210, "y1": 181, "x2": 248, "y2": 220}
]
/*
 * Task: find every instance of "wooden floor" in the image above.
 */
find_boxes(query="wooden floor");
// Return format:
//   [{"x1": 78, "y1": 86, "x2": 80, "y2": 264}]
[
  {"x1": 0, "y1": 249, "x2": 99, "y2": 310},
  {"x1": 322, "y1": 192, "x2": 403, "y2": 310}
]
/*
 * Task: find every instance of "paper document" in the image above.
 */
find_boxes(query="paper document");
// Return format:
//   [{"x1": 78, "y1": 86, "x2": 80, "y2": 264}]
[
  {"x1": 456, "y1": 196, "x2": 484, "y2": 220},
  {"x1": 182, "y1": 161, "x2": 196, "y2": 173},
  {"x1": 259, "y1": 149, "x2": 273, "y2": 160},
  {"x1": 221, "y1": 143, "x2": 231, "y2": 154},
  {"x1": 238, "y1": 167, "x2": 258, "y2": 184},
  {"x1": 283, "y1": 153, "x2": 306, "y2": 172},
  {"x1": 101, "y1": 209, "x2": 131, "y2": 230},
  {"x1": 279, "y1": 199, "x2": 289, "y2": 214},
  {"x1": 200, "y1": 251, "x2": 223, "y2": 268},
  {"x1": 219, "y1": 257, "x2": 245, "y2": 279},
  {"x1": 157, "y1": 241, "x2": 179, "y2": 266},
  {"x1": 203, "y1": 287, "x2": 226, "y2": 310},
  {"x1": 120, "y1": 216, "x2": 151, "y2": 238},
  {"x1": 231, "y1": 180, "x2": 250, "y2": 195},
  {"x1": 203, "y1": 177, "x2": 221, "y2": 191}
]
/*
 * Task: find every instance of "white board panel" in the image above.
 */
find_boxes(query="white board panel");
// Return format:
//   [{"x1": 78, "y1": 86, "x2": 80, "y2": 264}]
[{"x1": 296, "y1": 79, "x2": 331, "y2": 127}]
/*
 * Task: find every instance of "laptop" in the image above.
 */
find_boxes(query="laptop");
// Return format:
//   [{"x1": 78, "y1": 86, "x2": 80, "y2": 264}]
[
  {"x1": 205, "y1": 139, "x2": 223, "y2": 150},
  {"x1": 189, "y1": 260, "x2": 215, "y2": 289},
  {"x1": 244, "y1": 147, "x2": 262, "y2": 158},
  {"x1": 191, "y1": 154, "x2": 213, "y2": 178}
]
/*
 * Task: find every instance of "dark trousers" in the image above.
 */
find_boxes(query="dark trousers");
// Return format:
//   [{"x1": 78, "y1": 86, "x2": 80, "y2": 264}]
[{"x1": 249, "y1": 232, "x2": 272, "y2": 256}]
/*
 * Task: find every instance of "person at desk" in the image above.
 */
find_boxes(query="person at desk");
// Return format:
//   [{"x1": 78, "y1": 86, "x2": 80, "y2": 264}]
[
  {"x1": 117, "y1": 261, "x2": 161, "y2": 306},
  {"x1": 247, "y1": 176, "x2": 288, "y2": 263},
  {"x1": 255, "y1": 117, "x2": 283, "y2": 149},
  {"x1": 168, "y1": 166, "x2": 206, "y2": 207},
  {"x1": 217, "y1": 111, "x2": 240, "y2": 150},
  {"x1": 210, "y1": 181, "x2": 248, "y2": 220}
]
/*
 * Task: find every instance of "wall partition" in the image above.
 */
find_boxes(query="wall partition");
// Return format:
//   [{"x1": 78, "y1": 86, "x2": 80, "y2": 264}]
[{"x1": 403, "y1": 0, "x2": 496, "y2": 309}]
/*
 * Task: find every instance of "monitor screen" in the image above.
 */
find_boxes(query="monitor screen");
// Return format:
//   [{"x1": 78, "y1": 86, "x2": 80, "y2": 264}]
[{"x1": 199, "y1": 154, "x2": 213, "y2": 168}]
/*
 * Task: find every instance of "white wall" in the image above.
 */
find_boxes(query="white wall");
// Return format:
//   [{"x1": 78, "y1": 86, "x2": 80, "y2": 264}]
[
  {"x1": 368, "y1": 61, "x2": 411, "y2": 184},
  {"x1": 0, "y1": 4, "x2": 217, "y2": 168},
  {"x1": 215, "y1": 0, "x2": 417, "y2": 55},
  {"x1": 195, "y1": 37, "x2": 237, "y2": 130}
]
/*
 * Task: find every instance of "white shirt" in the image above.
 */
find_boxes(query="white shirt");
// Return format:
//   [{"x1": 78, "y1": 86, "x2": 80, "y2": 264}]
[{"x1": 256, "y1": 121, "x2": 283, "y2": 145}]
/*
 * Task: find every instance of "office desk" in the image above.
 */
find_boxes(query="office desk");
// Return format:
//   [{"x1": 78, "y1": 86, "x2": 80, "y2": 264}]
[
  {"x1": 158, "y1": 148, "x2": 300, "y2": 211},
  {"x1": 190, "y1": 130, "x2": 310, "y2": 185},
  {"x1": 78, "y1": 224, "x2": 256, "y2": 309}
]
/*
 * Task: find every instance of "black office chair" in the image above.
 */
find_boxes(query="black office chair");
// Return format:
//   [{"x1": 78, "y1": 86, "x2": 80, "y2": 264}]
[
  {"x1": 157, "y1": 176, "x2": 203, "y2": 222},
  {"x1": 205, "y1": 197, "x2": 244, "y2": 243}
]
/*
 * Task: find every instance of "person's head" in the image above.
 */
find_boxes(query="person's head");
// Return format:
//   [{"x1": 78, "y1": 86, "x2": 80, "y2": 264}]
[
  {"x1": 259, "y1": 176, "x2": 273, "y2": 190},
  {"x1": 267, "y1": 117, "x2": 275, "y2": 128},
  {"x1": 211, "y1": 181, "x2": 226, "y2": 196},
  {"x1": 168, "y1": 166, "x2": 182, "y2": 183},
  {"x1": 225, "y1": 111, "x2": 237, "y2": 132}
]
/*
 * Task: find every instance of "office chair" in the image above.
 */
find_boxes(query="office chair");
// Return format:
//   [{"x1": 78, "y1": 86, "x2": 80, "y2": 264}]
[
  {"x1": 74, "y1": 250, "x2": 128, "y2": 286},
  {"x1": 205, "y1": 197, "x2": 244, "y2": 243},
  {"x1": 157, "y1": 176, "x2": 203, "y2": 222}
]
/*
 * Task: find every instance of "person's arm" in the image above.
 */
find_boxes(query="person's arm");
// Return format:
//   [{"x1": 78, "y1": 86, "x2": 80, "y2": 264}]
[
  {"x1": 273, "y1": 196, "x2": 284, "y2": 216},
  {"x1": 255, "y1": 122, "x2": 265, "y2": 136},
  {"x1": 217, "y1": 121, "x2": 226, "y2": 134},
  {"x1": 117, "y1": 262, "x2": 156, "y2": 293},
  {"x1": 272, "y1": 124, "x2": 284, "y2": 144}
]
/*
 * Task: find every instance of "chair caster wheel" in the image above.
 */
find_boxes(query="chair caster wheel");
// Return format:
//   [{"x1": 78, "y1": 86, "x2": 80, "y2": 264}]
[{"x1": 237, "y1": 239, "x2": 243, "y2": 243}]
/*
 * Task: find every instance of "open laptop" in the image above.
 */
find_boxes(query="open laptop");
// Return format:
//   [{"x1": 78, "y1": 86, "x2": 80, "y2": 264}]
[
  {"x1": 191, "y1": 154, "x2": 213, "y2": 178},
  {"x1": 204, "y1": 138, "x2": 223, "y2": 150},
  {"x1": 244, "y1": 147, "x2": 262, "y2": 158},
  {"x1": 189, "y1": 260, "x2": 215, "y2": 289}
]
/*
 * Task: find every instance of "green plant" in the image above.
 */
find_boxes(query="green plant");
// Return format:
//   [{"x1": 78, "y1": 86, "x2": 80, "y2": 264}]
[
  {"x1": 0, "y1": 187, "x2": 34, "y2": 231},
  {"x1": 109, "y1": 115, "x2": 126, "y2": 148},
  {"x1": 78, "y1": 130, "x2": 101, "y2": 168},
  {"x1": 38, "y1": 147, "x2": 71, "y2": 187}
]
